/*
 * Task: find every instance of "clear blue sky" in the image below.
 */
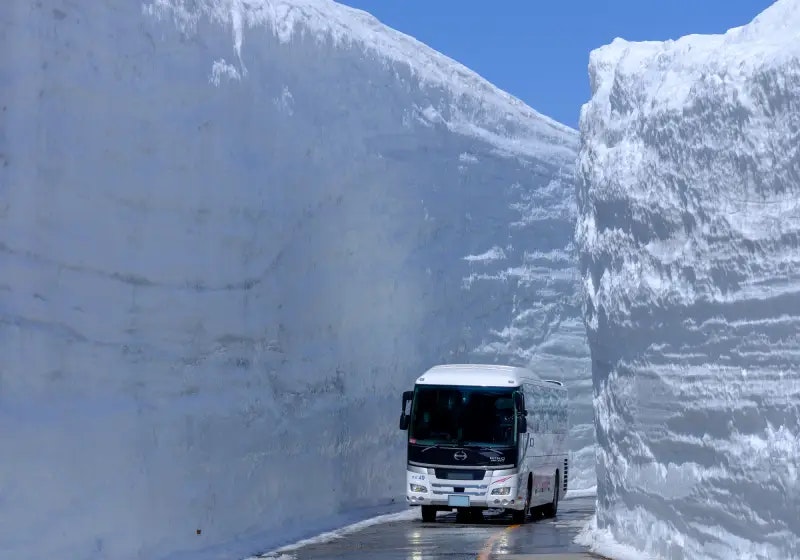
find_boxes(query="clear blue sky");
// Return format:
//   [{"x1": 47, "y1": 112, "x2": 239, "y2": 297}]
[{"x1": 337, "y1": 0, "x2": 776, "y2": 129}]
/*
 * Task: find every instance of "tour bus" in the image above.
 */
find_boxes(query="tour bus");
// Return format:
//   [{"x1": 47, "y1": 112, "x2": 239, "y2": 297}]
[{"x1": 398, "y1": 364, "x2": 569, "y2": 523}]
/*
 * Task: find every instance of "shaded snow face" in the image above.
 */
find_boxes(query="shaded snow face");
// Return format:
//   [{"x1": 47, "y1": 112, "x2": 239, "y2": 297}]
[
  {"x1": 577, "y1": 1, "x2": 800, "y2": 558},
  {"x1": 0, "y1": 1, "x2": 586, "y2": 559}
]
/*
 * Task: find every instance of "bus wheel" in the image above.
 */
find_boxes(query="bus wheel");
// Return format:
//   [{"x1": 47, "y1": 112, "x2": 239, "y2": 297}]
[
  {"x1": 511, "y1": 480, "x2": 531, "y2": 524},
  {"x1": 543, "y1": 472, "x2": 560, "y2": 518},
  {"x1": 421, "y1": 505, "x2": 436, "y2": 522}
]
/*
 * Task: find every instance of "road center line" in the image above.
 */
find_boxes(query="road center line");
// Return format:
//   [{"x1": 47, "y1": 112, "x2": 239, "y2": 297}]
[{"x1": 477, "y1": 524, "x2": 520, "y2": 560}]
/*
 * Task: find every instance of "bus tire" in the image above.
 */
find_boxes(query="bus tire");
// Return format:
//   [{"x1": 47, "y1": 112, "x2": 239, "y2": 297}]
[
  {"x1": 543, "y1": 472, "x2": 560, "y2": 518},
  {"x1": 511, "y1": 478, "x2": 531, "y2": 524},
  {"x1": 421, "y1": 505, "x2": 436, "y2": 522}
]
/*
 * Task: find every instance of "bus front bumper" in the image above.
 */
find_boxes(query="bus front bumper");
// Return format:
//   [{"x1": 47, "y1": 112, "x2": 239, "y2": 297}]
[
  {"x1": 406, "y1": 468, "x2": 525, "y2": 511},
  {"x1": 407, "y1": 494, "x2": 523, "y2": 510}
]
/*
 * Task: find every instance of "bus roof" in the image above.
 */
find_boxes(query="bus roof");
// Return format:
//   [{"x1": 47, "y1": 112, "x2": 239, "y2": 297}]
[{"x1": 414, "y1": 364, "x2": 558, "y2": 389}]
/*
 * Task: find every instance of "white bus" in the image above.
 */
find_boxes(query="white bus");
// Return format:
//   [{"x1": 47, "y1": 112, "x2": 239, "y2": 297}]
[{"x1": 398, "y1": 364, "x2": 569, "y2": 523}]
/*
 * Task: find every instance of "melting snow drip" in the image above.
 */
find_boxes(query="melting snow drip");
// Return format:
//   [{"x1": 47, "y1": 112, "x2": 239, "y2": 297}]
[
  {"x1": 143, "y1": 0, "x2": 248, "y2": 82},
  {"x1": 229, "y1": 0, "x2": 248, "y2": 76},
  {"x1": 210, "y1": 59, "x2": 241, "y2": 85}
]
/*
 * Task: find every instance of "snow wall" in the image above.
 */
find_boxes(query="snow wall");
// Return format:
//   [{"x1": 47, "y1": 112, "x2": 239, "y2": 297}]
[
  {"x1": 0, "y1": 1, "x2": 592, "y2": 559},
  {"x1": 577, "y1": 0, "x2": 800, "y2": 558}
]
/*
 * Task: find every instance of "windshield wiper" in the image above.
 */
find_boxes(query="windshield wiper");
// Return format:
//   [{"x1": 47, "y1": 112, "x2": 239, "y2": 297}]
[
  {"x1": 461, "y1": 443, "x2": 504, "y2": 453},
  {"x1": 419, "y1": 442, "x2": 457, "y2": 452}
]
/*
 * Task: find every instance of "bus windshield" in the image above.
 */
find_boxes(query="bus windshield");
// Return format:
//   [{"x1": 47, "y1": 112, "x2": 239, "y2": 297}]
[{"x1": 408, "y1": 385, "x2": 518, "y2": 447}]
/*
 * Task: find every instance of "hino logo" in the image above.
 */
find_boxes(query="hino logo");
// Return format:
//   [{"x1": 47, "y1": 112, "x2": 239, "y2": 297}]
[{"x1": 453, "y1": 450, "x2": 467, "y2": 461}]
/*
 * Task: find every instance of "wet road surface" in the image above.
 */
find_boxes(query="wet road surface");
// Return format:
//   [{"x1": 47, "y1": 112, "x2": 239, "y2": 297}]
[{"x1": 260, "y1": 495, "x2": 605, "y2": 560}]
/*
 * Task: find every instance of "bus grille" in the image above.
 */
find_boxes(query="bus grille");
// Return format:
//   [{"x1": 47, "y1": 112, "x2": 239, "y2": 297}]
[{"x1": 434, "y1": 468, "x2": 486, "y2": 481}]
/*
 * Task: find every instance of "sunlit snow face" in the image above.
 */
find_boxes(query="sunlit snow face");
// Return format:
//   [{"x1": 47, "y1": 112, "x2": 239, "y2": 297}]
[{"x1": 577, "y1": 3, "x2": 800, "y2": 558}]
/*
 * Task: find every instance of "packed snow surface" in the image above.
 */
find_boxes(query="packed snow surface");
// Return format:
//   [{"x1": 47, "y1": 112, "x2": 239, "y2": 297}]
[
  {"x1": 577, "y1": 0, "x2": 800, "y2": 558},
  {"x1": 0, "y1": 0, "x2": 590, "y2": 558}
]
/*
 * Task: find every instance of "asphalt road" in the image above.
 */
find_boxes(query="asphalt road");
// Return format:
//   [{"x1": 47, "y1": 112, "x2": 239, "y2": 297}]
[{"x1": 260, "y1": 495, "x2": 604, "y2": 560}]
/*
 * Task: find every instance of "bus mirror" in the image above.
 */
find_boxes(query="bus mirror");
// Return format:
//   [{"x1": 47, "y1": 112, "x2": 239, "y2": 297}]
[
  {"x1": 399, "y1": 390, "x2": 413, "y2": 431},
  {"x1": 515, "y1": 390, "x2": 528, "y2": 433}
]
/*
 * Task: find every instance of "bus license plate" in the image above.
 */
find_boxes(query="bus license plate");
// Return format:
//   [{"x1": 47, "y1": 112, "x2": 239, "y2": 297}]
[{"x1": 448, "y1": 495, "x2": 470, "y2": 507}]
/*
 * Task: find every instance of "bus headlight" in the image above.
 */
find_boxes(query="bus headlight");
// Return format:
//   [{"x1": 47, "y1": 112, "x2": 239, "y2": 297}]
[
  {"x1": 491, "y1": 486, "x2": 511, "y2": 495},
  {"x1": 410, "y1": 484, "x2": 427, "y2": 493}
]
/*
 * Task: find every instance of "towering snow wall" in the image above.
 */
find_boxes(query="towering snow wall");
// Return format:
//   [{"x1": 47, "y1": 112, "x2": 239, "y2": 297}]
[
  {"x1": 577, "y1": 0, "x2": 800, "y2": 558},
  {"x1": 0, "y1": 1, "x2": 589, "y2": 559}
]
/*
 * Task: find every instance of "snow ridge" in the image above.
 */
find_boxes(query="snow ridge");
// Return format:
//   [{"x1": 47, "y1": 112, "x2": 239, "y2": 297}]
[
  {"x1": 577, "y1": 0, "x2": 800, "y2": 558},
  {"x1": 142, "y1": 0, "x2": 576, "y2": 162}
]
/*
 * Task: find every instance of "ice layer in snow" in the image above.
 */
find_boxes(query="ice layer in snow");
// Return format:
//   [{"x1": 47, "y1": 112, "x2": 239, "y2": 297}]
[
  {"x1": 0, "y1": 0, "x2": 590, "y2": 559},
  {"x1": 577, "y1": 0, "x2": 800, "y2": 558}
]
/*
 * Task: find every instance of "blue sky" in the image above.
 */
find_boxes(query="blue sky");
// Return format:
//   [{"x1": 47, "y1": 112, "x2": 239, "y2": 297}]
[{"x1": 337, "y1": 0, "x2": 776, "y2": 129}]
